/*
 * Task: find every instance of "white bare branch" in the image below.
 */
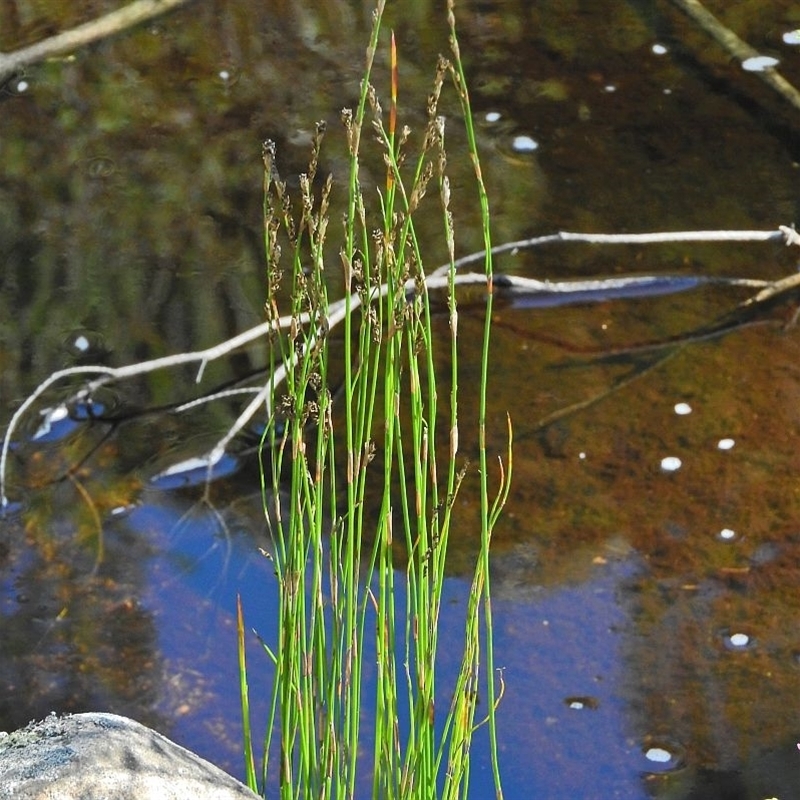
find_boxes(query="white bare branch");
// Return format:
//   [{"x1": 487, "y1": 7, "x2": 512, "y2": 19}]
[
  {"x1": 0, "y1": 0, "x2": 194, "y2": 78},
  {"x1": 439, "y1": 226, "x2": 796, "y2": 277},
  {"x1": 3, "y1": 225, "x2": 797, "y2": 507}
]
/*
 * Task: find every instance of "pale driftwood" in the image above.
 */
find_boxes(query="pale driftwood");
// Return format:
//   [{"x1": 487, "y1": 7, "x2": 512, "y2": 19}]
[
  {"x1": 440, "y1": 225, "x2": 799, "y2": 277},
  {"x1": 0, "y1": 0, "x2": 193, "y2": 78},
  {"x1": 2, "y1": 225, "x2": 798, "y2": 506}
]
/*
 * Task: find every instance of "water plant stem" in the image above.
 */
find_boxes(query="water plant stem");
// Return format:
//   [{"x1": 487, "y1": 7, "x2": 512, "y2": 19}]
[{"x1": 245, "y1": 2, "x2": 510, "y2": 798}]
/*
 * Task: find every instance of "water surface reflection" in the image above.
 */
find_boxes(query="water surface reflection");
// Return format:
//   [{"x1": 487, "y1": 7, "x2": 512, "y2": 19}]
[{"x1": 3, "y1": 1, "x2": 800, "y2": 798}]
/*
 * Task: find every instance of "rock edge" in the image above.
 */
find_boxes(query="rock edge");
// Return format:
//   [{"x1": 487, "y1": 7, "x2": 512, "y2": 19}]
[{"x1": 0, "y1": 711, "x2": 259, "y2": 800}]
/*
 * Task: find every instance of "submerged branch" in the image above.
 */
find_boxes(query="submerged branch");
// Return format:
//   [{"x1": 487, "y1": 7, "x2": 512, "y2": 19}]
[
  {"x1": 669, "y1": 0, "x2": 800, "y2": 114},
  {"x1": 529, "y1": 266, "x2": 800, "y2": 432},
  {"x1": 0, "y1": 0, "x2": 193, "y2": 79},
  {"x1": 530, "y1": 303, "x2": 786, "y2": 433},
  {"x1": 2, "y1": 224, "x2": 799, "y2": 507}
]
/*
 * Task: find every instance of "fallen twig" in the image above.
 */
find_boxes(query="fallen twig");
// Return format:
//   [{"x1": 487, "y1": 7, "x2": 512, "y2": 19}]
[
  {"x1": 2, "y1": 224, "x2": 798, "y2": 507},
  {"x1": 441, "y1": 225, "x2": 799, "y2": 277},
  {"x1": 0, "y1": 0, "x2": 193, "y2": 79}
]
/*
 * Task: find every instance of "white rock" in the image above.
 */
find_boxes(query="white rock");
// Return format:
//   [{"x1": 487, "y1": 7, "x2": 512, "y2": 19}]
[{"x1": 0, "y1": 712, "x2": 259, "y2": 800}]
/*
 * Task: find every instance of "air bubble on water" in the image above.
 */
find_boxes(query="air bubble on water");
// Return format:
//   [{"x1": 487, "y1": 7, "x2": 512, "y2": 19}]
[
  {"x1": 660, "y1": 456, "x2": 681, "y2": 472},
  {"x1": 512, "y1": 135, "x2": 538, "y2": 153},
  {"x1": 646, "y1": 747, "x2": 671, "y2": 763},
  {"x1": 485, "y1": 111, "x2": 501, "y2": 123},
  {"x1": 718, "y1": 528, "x2": 736, "y2": 541},
  {"x1": 722, "y1": 630, "x2": 755, "y2": 651},
  {"x1": 674, "y1": 402, "x2": 692, "y2": 415},
  {"x1": 741, "y1": 55, "x2": 779, "y2": 72},
  {"x1": 783, "y1": 30, "x2": 800, "y2": 45},
  {"x1": 215, "y1": 66, "x2": 240, "y2": 87},
  {"x1": 652, "y1": 44, "x2": 667, "y2": 55},
  {"x1": 64, "y1": 329, "x2": 105, "y2": 358},
  {"x1": 565, "y1": 696, "x2": 599, "y2": 710},
  {"x1": 641, "y1": 739, "x2": 685, "y2": 773},
  {"x1": 717, "y1": 438, "x2": 735, "y2": 450}
]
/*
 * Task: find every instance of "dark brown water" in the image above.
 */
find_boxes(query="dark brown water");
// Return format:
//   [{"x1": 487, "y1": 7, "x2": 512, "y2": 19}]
[{"x1": 3, "y1": 1, "x2": 800, "y2": 797}]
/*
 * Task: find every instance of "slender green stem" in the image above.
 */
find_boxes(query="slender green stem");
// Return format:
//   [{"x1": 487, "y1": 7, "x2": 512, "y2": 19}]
[
  {"x1": 447, "y1": 2, "x2": 507, "y2": 796},
  {"x1": 237, "y1": 594, "x2": 258, "y2": 793},
  {"x1": 249, "y1": 4, "x2": 509, "y2": 798}
]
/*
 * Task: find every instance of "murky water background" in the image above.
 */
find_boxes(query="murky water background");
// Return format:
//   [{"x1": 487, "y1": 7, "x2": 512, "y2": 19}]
[{"x1": 3, "y1": 1, "x2": 800, "y2": 797}]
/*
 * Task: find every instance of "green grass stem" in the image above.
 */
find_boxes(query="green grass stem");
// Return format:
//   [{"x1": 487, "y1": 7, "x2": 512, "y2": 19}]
[{"x1": 237, "y1": 3, "x2": 511, "y2": 798}]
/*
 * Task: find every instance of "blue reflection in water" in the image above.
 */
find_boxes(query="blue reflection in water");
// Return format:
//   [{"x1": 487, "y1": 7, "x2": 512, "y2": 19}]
[
  {"x1": 504, "y1": 275, "x2": 706, "y2": 310},
  {"x1": 459, "y1": 558, "x2": 649, "y2": 800},
  {"x1": 32, "y1": 400, "x2": 106, "y2": 443},
  {"x1": 118, "y1": 493, "x2": 652, "y2": 799},
  {"x1": 148, "y1": 453, "x2": 242, "y2": 490},
  {"x1": 118, "y1": 492, "x2": 276, "y2": 774}
]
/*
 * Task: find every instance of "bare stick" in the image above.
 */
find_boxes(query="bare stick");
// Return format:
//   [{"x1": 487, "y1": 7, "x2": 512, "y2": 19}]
[
  {"x1": 0, "y1": 0, "x2": 193, "y2": 78},
  {"x1": 0, "y1": 314, "x2": 290, "y2": 506},
  {"x1": 440, "y1": 225, "x2": 799, "y2": 277},
  {"x1": 669, "y1": 0, "x2": 800, "y2": 114},
  {"x1": 3, "y1": 224, "x2": 798, "y2": 507}
]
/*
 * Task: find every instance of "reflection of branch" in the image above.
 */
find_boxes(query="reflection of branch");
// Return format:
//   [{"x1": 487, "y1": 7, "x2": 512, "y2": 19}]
[
  {"x1": 68, "y1": 474, "x2": 105, "y2": 574},
  {"x1": 534, "y1": 348, "x2": 684, "y2": 431},
  {"x1": 532, "y1": 264, "x2": 800, "y2": 431},
  {"x1": 669, "y1": 0, "x2": 800, "y2": 114},
  {"x1": 531, "y1": 314, "x2": 782, "y2": 431},
  {"x1": 2, "y1": 225, "x2": 799, "y2": 507},
  {"x1": 0, "y1": 0, "x2": 193, "y2": 78}
]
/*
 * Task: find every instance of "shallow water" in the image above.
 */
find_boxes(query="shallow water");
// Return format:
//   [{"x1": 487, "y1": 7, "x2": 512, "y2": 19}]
[{"x1": 3, "y1": 1, "x2": 800, "y2": 798}]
